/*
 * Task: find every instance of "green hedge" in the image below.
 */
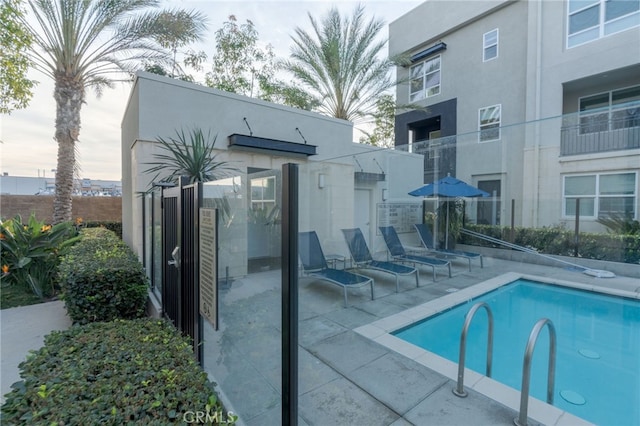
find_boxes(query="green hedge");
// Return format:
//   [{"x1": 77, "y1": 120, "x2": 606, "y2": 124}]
[
  {"x1": 58, "y1": 228, "x2": 148, "y2": 324},
  {"x1": 84, "y1": 221, "x2": 122, "y2": 239},
  {"x1": 460, "y1": 224, "x2": 640, "y2": 264},
  {"x1": 0, "y1": 319, "x2": 232, "y2": 425}
]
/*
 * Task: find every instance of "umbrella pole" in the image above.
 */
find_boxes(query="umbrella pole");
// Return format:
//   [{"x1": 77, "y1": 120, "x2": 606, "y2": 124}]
[{"x1": 446, "y1": 201, "x2": 450, "y2": 249}]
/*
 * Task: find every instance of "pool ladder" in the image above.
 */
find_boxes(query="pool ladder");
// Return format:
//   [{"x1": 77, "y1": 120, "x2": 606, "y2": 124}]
[{"x1": 453, "y1": 302, "x2": 557, "y2": 426}]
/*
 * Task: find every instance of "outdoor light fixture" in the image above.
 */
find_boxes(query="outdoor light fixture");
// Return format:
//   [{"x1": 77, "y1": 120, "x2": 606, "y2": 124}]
[
  {"x1": 382, "y1": 188, "x2": 388, "y2": 201},
  {"x1": 318, "y1": 173, "x2": 326, "y2": 189}
]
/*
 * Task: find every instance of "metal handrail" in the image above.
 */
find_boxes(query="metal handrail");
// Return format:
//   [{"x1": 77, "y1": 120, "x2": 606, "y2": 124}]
[
  {"x1": 452, "y1": 302, "x2": 494, "y2": 397},
  {"x1": 514, "y1": 318, "x2": 557, "y2": 426}
]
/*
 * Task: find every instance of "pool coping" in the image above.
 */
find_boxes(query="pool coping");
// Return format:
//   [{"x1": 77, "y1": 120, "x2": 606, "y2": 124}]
[{"x1": 354, "y1": 272, "x2": 639, "y2": 426}]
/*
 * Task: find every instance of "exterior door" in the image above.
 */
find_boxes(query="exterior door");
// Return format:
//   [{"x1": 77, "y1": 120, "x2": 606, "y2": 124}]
[{"x1": 354, "y1": 189, "x2": 371, "y2": 244}]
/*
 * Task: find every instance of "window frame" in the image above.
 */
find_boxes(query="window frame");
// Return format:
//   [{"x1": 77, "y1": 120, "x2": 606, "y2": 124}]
[
  {"x1": 483, "y1": 28, "x2": 499, "y2": 62},
  {"x1": 578, "y1": 84, "x2": 640, "y2": 133},
  {"x1": 409, "y1": 54, "x2": 441, "y2": 102},
  {"x1": 567, "y1": 0, "x2": 640, "y2": 48},
  {"x1": 562, "y1": 172, "x2": 638, "y2": 219},
  {"x1": 478, "y1": 104, "x2": 502, "y2": 143}
]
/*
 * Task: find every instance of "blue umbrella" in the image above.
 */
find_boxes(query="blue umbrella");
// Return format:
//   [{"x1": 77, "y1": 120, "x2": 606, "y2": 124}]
[
  {"x1": 409, "y1": 174, "x2": 490, "y2": 198},
  {"x1": 409, "y1": 174, "x2": 489, "y2": 248}
]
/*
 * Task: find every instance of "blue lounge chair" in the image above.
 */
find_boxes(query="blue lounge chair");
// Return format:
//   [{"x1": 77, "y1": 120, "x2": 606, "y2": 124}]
[
  {"x1": 298, "y1": 231, "x2": 374, "y2": 307},
  {"x1": 414, "y1": 223, "x2": 483, "y2": 271},
  {"x1": 342, "y1": 228, "x2": 419, "y2": 292},
  {"x1": 378, "y1": 226, "x2": 452, "y2": 281}
]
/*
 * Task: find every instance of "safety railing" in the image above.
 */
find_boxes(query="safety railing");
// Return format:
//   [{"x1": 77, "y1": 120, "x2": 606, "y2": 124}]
[
  {"x1": 514, "y1": 318, "x2": 557, "y2": 426},
  {"x1": 453, "y1": 302, "x2": 494, "y2": 397}
]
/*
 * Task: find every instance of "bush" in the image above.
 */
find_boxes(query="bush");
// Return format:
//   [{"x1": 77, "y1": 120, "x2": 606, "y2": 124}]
[
  {"x1": 461, "y1": 224, "x2": 640, "y2": 264},
  {"x1": 58, "y1": 228, "x2": 148, "y2": 324},
  {"x1": 84, "y1": 221, "x2": 123, "y2": 239},
  {"x1": 0, "y1": 319, "x2": 233, "y2": 425},
  {"x1": 0, "y1": 214, "x2": 80, "y2": 298}
]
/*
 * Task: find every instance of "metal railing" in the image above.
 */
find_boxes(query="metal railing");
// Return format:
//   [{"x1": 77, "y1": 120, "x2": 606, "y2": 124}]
[
  {"x1": 453, "y1": 302, "x2": 494, "y2": 397},
  {"x1": 560, "y1": 116, "x2": 640, "y2": 156},
  {"x1": 514, "y1": 318, "x2": 557, "y2": 426}
]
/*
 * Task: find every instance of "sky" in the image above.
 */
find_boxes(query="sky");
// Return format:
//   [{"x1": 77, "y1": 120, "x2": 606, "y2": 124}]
[{"x1": 0, "y1": 0, "x2": 422, "y2": 181}]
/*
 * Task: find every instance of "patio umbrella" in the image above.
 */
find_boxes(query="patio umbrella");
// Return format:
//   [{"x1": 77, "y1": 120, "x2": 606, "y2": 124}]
[{"x1": 409, "y1": 174, "x2": 490, "y2": 248}]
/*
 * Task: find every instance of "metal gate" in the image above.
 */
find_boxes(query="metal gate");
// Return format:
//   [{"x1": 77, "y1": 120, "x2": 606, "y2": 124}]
[{"x1": 161, "y1": 181, "x2": 202, "y2": 360}]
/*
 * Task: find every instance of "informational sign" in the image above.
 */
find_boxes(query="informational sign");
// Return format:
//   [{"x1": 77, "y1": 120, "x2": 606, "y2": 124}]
[
  {"x1": 199, "y1": 208, "x2": 218, "y2": 329},
  {"x1": 377, "y1": 203, "x2": 423, "y2": 234}
]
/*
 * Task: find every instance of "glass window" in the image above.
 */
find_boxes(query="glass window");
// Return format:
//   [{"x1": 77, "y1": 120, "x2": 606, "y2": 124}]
[
  {"x1": 579, "y1": 85, "x2": 640, "y2": 132},
  {"x1": 409, "y1": 55, "x2": 440, "y2": 101},
  {"x1": 479, "y1": 105, "x2": 501, "y2": 142},
  {"x1": 568, "y1": 0, "x2": 640, "y2": 47},
  {"x1": 250, "y1": 176, "x2": 276, "y2": 212},
  {"x1": 564, "y1": 173, "x2": 637, "y2": 218},
  {"x1": 483, "y1": 29, "x2": 499, "y2": 61}
]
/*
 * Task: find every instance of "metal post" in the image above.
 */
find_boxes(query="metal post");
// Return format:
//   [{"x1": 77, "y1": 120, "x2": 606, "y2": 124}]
[
  {"x1": 574, "y1": 198, "x2": 580, "y2": 257},
  {"x1": 282, "y1": 163, "x2": 299, "y2": 426},
  {"x1": 511, "y1": 199, "x2": 515, "y2": 243}
]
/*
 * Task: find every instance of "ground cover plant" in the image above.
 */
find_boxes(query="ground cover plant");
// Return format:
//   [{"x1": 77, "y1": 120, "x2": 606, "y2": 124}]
[
  {"x1": 57, "y1": 227, "x2": 148, "y2": 324},
  {"x1": 0, "y1": 214, "x2": 79, "y2": 302},
  {"x1": 0, "y1": 318, "x2": 233, "y2": 425}
]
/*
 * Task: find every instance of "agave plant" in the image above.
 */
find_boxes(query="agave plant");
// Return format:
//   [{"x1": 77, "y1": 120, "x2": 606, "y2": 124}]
[
  {"x1": 0, "y1": 214, "x2": 80, "y2": 298},
  {"x1": 144, "y1": 127, "x2": 235, "y2": 186}
]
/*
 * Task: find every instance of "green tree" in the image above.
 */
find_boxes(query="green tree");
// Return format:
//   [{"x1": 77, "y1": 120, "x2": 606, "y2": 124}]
[
  {"x1": 286, "y1": 4, "x2": 404, "y2": 122},
  {"x1": 19, "y1": 0, "x2": 206, "y2": 224},
  {"x1": 359, "y1": 94, "x2": 396, "y2": 147},
  {"x1": 204, "y1": 15, "x2": 318, "y2": 110},
  {"x1": 0, "y1": 0, "x2": 36, "y2": 114}
]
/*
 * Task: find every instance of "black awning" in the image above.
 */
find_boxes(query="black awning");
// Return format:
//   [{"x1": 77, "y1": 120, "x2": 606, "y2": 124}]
[
  {"x1": 410, "y1": 42, "x2": 447, "y2": 63},
  {"x1": 228, "y1": 134, "x2": 317, "y2": 157}
]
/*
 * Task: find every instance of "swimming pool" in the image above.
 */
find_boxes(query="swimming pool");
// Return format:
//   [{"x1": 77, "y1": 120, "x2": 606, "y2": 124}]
[{"x1": 355, "y1": 273, "x2": 640, "y2": 426}]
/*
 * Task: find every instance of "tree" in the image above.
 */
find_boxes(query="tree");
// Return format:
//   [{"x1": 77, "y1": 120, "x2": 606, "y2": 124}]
[
  {"x1": 204, "y1": 15, "x2": 318, "y2": 110},
  {"x1": 286, "y1": 5, "x2": 403, "y2": 123},
  {"x1": 359, "y1": 94, "x2": 396, "y2": 147},
  {"x1": 0, "y1": 0, "x2": 36, "y2": 114},
  {"x1": 19, "y1": 0, "x2": 206, "y2": 223}
]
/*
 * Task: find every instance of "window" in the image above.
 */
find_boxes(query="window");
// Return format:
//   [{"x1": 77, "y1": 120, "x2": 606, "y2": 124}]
[
  {"x1": 409, "y1": 55, "x2": 441, "y2": 102},
  {"x1": 568, "y1": 0, "x2": 640, "y2": 48},
  {"x1": 478, "y1": 105, "x2": 501, "y2": 142},
  {"x1": 483, "y1": 29, "x2": 498, "y2": 61},
  {"x1": 579, "y1": 85, "x2": 640, "y2": 133},
  {"x1": 563, "y1": 172, "x2": 637, "y2": 219},
  {"x1": 250, "y1": 176, "x2": 276, "y2": 213}
]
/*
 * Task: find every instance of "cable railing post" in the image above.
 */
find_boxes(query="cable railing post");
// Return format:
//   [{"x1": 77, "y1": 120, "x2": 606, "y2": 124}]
[
  {"x1": 453, "y1": 302, "x2": 494, "y2": 397},
  {"x1": 514, "y1": 318, "x2": 556, "y2": 426}
]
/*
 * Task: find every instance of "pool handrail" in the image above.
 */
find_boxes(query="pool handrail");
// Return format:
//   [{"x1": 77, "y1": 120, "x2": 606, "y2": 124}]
[
  {"x1": 514, "y1": 318, "x2": 557, "y2": 426},
  {"x1": 453, "y1": 302, "x2": 494, "y2": 398}
]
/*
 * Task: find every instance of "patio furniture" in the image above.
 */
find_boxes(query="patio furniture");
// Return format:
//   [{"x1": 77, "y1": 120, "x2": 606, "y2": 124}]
[
  {"x1": 342, "y1": 228, "x2": 419, "y2": 292},
  {"x1": 379, "y1": 225, "x2": 452, "y2": 281},
  {"x1": 414, "y1": 223, "x2": 483, "y2": 271},
  {"x1": 298, "y1": 231, "x2": 374, "y2": 307}
]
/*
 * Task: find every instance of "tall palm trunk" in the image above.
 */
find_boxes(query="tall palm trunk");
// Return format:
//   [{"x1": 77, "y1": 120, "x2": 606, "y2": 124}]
[{"x1": 52, "y1": 75, "x2": 84, "y2": 224}]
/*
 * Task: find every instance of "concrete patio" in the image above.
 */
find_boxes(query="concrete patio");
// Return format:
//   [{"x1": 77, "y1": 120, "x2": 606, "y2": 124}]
[{"x1": 202, "y1": 256, "x2": 639, "y2": 426}]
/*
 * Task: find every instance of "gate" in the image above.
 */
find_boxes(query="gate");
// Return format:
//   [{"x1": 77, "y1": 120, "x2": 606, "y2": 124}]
[{"x1": 161, "y1": 181, "x2": 202, "y2": 360}]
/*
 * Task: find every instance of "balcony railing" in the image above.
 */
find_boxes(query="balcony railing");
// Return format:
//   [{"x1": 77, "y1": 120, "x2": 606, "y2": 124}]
[{"x1": 561, "y1": 115, "x2": 640, "y2": 156}]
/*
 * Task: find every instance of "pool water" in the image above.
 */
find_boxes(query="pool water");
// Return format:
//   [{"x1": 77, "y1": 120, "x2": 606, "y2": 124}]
[{"x1": 393, "y1": 279, "x2": 640, "y2": 426}]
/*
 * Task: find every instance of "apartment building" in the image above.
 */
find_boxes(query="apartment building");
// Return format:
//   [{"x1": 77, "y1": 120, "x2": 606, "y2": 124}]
[{"x1": 390, "y1": 0, "x2": 640, "y2": 231}]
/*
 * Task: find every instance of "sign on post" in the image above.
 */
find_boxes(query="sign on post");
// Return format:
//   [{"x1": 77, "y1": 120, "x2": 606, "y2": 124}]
[
  {"x1": 199, "y1": 208, "x2": 218, "y2": 329},
  {"x1": 377, "y1": 202, "x2": 423, "y2": 234}
]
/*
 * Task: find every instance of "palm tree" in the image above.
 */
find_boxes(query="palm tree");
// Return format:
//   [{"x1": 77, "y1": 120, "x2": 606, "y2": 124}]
[
  {"x1": 20, "y1": 0, "x2": 206, "y2": 223},
  {"x1": 285, "y1": 4, "x2": 404, "y2": 123}
]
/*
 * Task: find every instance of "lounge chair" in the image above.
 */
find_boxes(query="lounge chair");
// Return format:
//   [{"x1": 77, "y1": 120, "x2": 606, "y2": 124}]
[
  {"x1": 341, "y1": 228, "x2": 419, "y2": 292},
  {"x1": 298, "y1": 231, "x2": 374, "y2": 307},
  {"x1": 413, "y1": 223, "x2": 483, "y2": 271},
  {"x1": 378, "y1": 226, "x2": 452, "y2": 281}
]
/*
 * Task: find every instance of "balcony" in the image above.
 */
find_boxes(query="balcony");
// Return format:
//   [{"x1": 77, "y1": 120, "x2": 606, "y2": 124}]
[{"x1": 561, "y1": 112, "x2": 640, "y2": 156}]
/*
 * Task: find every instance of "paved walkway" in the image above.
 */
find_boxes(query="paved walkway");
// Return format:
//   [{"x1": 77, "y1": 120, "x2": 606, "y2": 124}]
[{"x1": 0, "y1": 300, "x2": 71, "y2": 404}]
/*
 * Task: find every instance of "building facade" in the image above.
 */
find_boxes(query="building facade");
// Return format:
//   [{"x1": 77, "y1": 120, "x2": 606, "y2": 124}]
[{"x1": 390, "y1": 0, "x2": 640, "y2": 231}]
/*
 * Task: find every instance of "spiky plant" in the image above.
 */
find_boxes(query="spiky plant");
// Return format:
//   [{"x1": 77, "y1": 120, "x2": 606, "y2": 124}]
[{"x1": 144, "y1": 127, "x2": 235, "y2": 185}]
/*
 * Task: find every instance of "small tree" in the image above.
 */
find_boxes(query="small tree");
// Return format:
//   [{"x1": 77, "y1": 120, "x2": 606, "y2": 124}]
[
  {"x1": 359, "y1": 94, "x2": 396, "y2": 147},
  {"x1": 0, "y1": 0, "x2": 36, "y2": 114}
]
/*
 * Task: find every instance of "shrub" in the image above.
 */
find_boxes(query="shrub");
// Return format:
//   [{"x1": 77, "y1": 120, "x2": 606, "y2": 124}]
[
  {"x1": 0, "y1": 319, "x2": 233, "y2": 425},
  {"x1": 84, "y1": 221, "x2": 123, "y2": 239},
  {"x1": 0, "y1": 214, "x2": 80, "y2": 298},
  {"x1": 58, "y1": 228, "x2": 148, "y2": 324}
]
